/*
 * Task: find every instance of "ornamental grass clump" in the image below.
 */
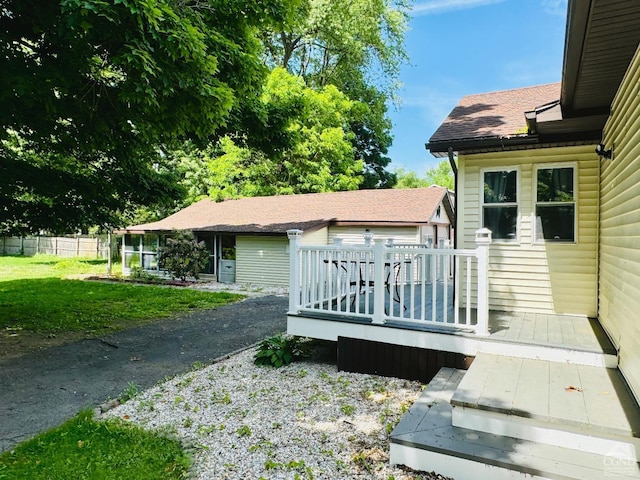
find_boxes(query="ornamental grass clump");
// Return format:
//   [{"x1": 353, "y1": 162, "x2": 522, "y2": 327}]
[{"x1": 254, "y1": 334, "x2": 309, "y2": 368}]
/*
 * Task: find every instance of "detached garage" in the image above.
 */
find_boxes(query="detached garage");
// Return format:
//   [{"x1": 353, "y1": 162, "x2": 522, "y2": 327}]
[{"x1": 119, "y1": 186, "x2": 454, "y2": 287}]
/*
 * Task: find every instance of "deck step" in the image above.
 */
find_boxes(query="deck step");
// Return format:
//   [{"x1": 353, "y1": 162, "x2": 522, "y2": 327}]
[
  {"x1": 390, "y1": 367, "x2": 640, "y2": 479},
  {"x1": 450, "y1": 354, "x2": 640, "y2": 460}
]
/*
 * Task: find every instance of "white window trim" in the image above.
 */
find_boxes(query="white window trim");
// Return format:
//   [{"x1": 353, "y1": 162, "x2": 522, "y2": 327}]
[
  {"x1": 532, "y1": 162, "x2": 578, "y2": 244},
  {"x1": 479, "y1": 166, "x2": 520, "y2": 244}
]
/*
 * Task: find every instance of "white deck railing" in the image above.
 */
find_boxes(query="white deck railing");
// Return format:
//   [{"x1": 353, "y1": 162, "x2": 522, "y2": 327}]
[{"x1": 287, "y1": 229, "x2": 492, "y2": 335}]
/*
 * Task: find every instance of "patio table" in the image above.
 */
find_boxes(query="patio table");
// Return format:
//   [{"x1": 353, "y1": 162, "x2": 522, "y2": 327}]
[{"x1": 323, "y1": 258, "x2": 411, "y2": 307}]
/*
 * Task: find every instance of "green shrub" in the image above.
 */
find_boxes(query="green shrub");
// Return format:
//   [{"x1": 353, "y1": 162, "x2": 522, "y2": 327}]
[
  {"x1": 254, "y1": 334, "x2": 308, "y2": 368},
  {"x1": 158, "y1": 230, "x2": 209, "y2": 281},
  {"x1": 129, "y1": 265, "x2": 155, "y2": 282}
]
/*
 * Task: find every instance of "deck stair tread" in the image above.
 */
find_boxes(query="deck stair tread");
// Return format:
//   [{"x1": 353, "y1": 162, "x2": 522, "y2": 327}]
[
  {"x1": 451, "y1": 353, "x2": 640, "y2": 438},
  {"x1": 390, "y1": 366, "x2": 640, "y2": 479}
]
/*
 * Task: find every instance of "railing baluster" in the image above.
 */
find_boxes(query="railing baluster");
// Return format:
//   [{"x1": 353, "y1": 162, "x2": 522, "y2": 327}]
[
  {"x1": 466, "y1": 256, "x2": 471, "y2": 327},
  {"x1": 454, "y1": 255, "x2": 460, "y2": 325},
  {"x1": 431, "y1": 254, "x2": 437, "y2": 322},
  {"x1": 310, "y1": 250, "x2": 317, "y2": 308},
  {"x1": 409, "y1": 253, "x2": 415, "y2": 321},
  {"x1": 443, "y1": 254, "x2": 449, "y2": 324},
  {"x1": 421, "y1": 252, "x2": 426, "y2": 321}
]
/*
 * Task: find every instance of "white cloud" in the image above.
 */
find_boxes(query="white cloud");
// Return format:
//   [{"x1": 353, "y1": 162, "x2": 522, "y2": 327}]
[
  {"x1": 393, "y1": 84, "x2": 465, "y2": 131},
  {"x1": 411, "y1": 0, "x2": 506, "y2": 16},
  {"x1": 542, "y1": 0, "x2": 567, "y2": 17}
]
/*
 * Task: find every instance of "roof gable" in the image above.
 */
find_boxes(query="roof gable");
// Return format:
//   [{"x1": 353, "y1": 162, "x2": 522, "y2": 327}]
[{"x1": 427, "y1": 83, "x2": 561, "y2": 156}]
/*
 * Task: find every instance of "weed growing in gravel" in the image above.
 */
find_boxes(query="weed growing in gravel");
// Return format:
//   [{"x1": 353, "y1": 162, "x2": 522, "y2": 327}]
[
  {"x1": 191, "y1": 361, "x2": 205, "y2": 371},
  {"x1": 236, "y1": 425, "x2": 252, "y2": 437},
  {"x1": 336, "y1": 375, "x2": 351, "y2": 387},
  {"x1": 264, "y1": 458, "x2": 281, "y2": 470},
  {"x1": 352, "y1": 451, "x2": 374, "y2": 473},
  {"x1": 335, "y1": 459, "x2": 348, "y2": 471},
  {"x1": 340, "y1": 404, "x2": 356, "y2": 415},
  {"x1": 136, "y1": 400, "x2": 155, "y2": 412},
  {"x1": 176, "y1": 376, "x2": 194, "y2": 389},
  {"x1": 210, "y1": 390, "x2": 231, "y2": 404},
  {"x1": 119, "y1": 382, "x2": 140, "y2": 402},
  {"x1": 263, "y1": 459, "x2": 314, "y2": 479},
  {"x1": 197, "y1": 424, "x2": 225, "y2": 435},
  {"x1": 248, "y1": 440, "x2": 274, "y2": 453}
]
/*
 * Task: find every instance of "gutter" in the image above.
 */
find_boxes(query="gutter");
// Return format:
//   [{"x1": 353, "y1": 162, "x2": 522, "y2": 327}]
[
  {"x1": 427, "y1": 133, "x2": 537, "y2": 157},
  {"x1": 447, "y1": 147, "x2": 458, "y2": 250}
]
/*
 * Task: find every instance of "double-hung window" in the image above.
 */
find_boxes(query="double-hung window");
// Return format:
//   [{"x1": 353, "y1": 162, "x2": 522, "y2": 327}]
[
  {"x1": 482, "y1": 169, "x2": 518, "y2": 241},
  {"x1": 535, "y1": 165, "x2": 576, "y2": 242}
]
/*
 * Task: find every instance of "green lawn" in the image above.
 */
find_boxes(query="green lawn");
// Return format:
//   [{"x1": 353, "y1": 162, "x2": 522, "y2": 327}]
[
  {"x1": 0, "y1": 410, "x2": 191, "y2": 480},
  {"x1": 0, "y1": 254, "x2": 110, "y2": 280},
  {"x1": 0, "y1": 254, "x2": 243, "y2": 334}
]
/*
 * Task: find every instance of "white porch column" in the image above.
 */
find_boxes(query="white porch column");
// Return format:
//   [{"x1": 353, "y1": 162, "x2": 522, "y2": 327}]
[
  {"x1": 121, "y1": 235, "x2": 126, "y2": 274},
  {"x1": 475, "y1": 228, "x2": 492, "y2": 336},
  {"x1": 287, "y1": 229, "x2": 303, "y2": 314},
  {"x1": 372, "y1": 240, "x2": 386, "y2": 324},
  {"x1": 107, "y1": 230, "x2": 112, "y2": 275}
]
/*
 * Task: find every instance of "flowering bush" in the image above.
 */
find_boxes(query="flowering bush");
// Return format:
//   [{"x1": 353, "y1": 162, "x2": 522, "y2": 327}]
[{"x1": 158, "y1": 231, "x2": 209, "y2": 281}]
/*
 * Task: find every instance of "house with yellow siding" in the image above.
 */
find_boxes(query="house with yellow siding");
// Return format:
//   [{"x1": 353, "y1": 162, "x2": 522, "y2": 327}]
[
  {"x1": 287, "y1": 1, "x2": 640, "y2": 478},
  {"x1": 393, "y1": 1, "x2": 640, "y2": 477}
]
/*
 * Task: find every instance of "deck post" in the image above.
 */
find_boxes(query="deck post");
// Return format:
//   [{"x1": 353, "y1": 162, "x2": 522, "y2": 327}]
[
  {"x1": 287, "y1": 229, "x2": 303, "y2": 314},
  {"x1": 475, "y1": 228, "x2": 492, "y2": 336},
  {"x1": 372, "y1": 240, "x2": 385, "y2": 324}
]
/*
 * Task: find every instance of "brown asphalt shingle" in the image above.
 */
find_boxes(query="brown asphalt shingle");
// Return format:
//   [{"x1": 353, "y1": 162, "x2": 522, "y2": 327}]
[
  {"x1": 429, "y1": 83, "x2": 560, "y2": 143},
  {"x1": 123, "y1": 186, "x2": 450, "y2": 234}
]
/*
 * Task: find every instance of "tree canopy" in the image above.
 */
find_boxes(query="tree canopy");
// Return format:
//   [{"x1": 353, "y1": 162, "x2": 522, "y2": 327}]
[
  {"x1": 176, "y1": 68, "x2": 364, "y2": 202},
  {"x1": 261, "y1": 0, "x2": 410, "y2": 189},
  {"x1": 1, "y1": 0, "x2": 410, "y2": 233},
  {"x1": 394, "y1": 160, "x2": 455, "y2": 190},
  {"x1": 0, "y1": 0, "x2": 291, "y2": 234}
]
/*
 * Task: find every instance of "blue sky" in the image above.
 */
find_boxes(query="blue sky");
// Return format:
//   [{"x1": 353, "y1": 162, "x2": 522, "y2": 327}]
[{"x1": 387, "y1": 0, "x2": 568, "y2": 174}]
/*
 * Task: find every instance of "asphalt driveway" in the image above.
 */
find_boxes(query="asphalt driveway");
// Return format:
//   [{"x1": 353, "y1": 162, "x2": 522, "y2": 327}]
[{"x1": 0, "y1": 294, "x2": 288, "y2": 452}]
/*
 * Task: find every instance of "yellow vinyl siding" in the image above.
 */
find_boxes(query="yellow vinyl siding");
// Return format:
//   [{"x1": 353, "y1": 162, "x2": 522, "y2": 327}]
[
  {"x1": 300, "y1": 227, "x2": 329, "y2": 245},
  {"x1": 327, "y1": 226, "x2": 419, "y2": 245},
  {"x1": 236, "y1": 236, "x2": 289, "y2": 286},
  {"x1": 599, "y1": 44, "x2": 640, "y2": 401},
  {"x1": 458, "y1": 146, "x2": 598, "y2": 316}
]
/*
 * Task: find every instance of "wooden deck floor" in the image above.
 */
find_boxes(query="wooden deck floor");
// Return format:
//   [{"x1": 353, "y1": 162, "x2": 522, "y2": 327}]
[
  {"x1": 486, "y1": 310, "x2": 615, "y2": 354},
  {"x1": 328, "y1": 282, "x2": 615, "y2": 356}
]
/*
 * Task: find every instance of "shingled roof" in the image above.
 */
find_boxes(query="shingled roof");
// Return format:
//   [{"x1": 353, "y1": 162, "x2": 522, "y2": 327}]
[
  {"x1": 426, "y1": 83, "x2": 561, "y2": 157},
  {"x1": 121, "y1": 186, "x2": 453, "y2": 235}
]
